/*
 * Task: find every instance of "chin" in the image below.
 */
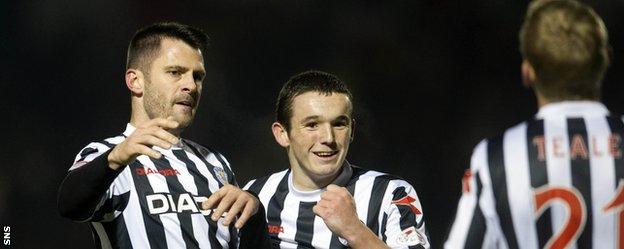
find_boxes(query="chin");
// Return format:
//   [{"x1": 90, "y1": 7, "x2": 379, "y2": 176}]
[
  {"x1": 172, "y1": 114, "x2": 194, "y2": 127},
  {"x1": 312, "y1": 164, "x2": 342, "y2": 177}
]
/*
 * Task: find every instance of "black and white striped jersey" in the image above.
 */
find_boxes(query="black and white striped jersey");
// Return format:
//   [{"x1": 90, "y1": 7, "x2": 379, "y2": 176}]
[
  {"x1": 65, "y1": 124, "x2": 240, "y2": 249},
  {"x1": 445, "y1": 101, "x2": 624, "y2": 249},
  {"x1": 243, "y1": 162, "x2": 430, "y2": 249}
]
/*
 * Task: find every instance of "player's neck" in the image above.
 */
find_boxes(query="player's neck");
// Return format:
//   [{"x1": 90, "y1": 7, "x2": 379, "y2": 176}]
[
  {"x1": 294, "y1": 178, "x2": 331, "y2": 191},
  {"x1": 536, "y1": 93, "x2": 600, "y2": 109},
  {"x1": 291, "y1": 168, "x2": 337, "y2": 191},
  {"x1": 129, "y1": 101, "x2": 150, "y2": 128},
  {"x1": 129, "y1": 111, "x2": 183, "y2": 137},
  {"x1": 536, "y1": 94, "x2": 549, "y2": 109}
]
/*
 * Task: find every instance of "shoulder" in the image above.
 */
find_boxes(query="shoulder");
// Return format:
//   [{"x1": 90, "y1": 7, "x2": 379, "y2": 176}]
[
  {"x1": 350, "y1": 165, "x2": 402, "y2": 182},
  {"x1": 477, "y1": 120, "x2": 531, "y2": 143},
  {"x1": 82, "y1": 134, "x2": 126, "y2": 151},
  {"x1": 76, "y1": 133, "x2": 126, "y2": 154},
  {"x1": 352, "y1": 168, "x2": 426, "y2": 216},
  {"x1": 243, "y1": 169, "x2": 290, "y2": 193},
  {"x1": 605, "y1": 115, "x2": 624, "y2": 131},
  {"x1": 466, "y1": 120, "x2": 534, "y2": 188},
  {"x1": 182, "y1": 139, "x2": 231, "y2": 168},
  {"x1": 70, "y1": 134, "x2": 126, "y2": 170},
  {"x1": 469, "y1": 120, "x2": 532, "y2": 161},
  {"x1": 182, "y1": 139, "x2": 219, "y2": 155},
  {"x1": 349, "y1": 165, "x2": 416, "y2": 193}
]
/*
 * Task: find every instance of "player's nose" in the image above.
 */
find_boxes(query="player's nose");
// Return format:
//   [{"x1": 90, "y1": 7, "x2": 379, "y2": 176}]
[
  {"x1": 318, "y1": 124, "x2": 335, "y2": 144},
  {"x1": 181, "y1": 72, "x2": 198, "y2": 93}
]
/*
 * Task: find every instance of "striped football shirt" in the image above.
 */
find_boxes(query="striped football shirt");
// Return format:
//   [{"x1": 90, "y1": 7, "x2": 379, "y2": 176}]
[
  {"x1": 445, "y1": 101, "x2": 624, "y2": 249},
  {"x1": 244, "y1": 162, "x2": 430, "y2": 249},
  {"x1": 67, "y1": 124, "x2": 239, "y2": 249}
]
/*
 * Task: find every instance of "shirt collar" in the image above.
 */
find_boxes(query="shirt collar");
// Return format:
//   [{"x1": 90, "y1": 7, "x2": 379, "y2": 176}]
[
  {"x1": 288, "y1": 172, "x2": 324, "y2": 201},
  {"x1": 535, "y1": 101, "x2": 609, "y2": 119},
  {"x1": 123, "y1": 123, "x2": 136, "y2": 137},
  {"x1": 287, "y1": 161, "x2": 354, "y2": 201},
  {"x1": 331, "y1": 161, "x2": 353, "y2": 187}
]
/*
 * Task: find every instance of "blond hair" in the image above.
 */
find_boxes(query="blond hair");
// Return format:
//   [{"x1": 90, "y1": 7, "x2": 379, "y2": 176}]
[{"x1": 519, "y1": 0, "x2": 609, "y2": 100}]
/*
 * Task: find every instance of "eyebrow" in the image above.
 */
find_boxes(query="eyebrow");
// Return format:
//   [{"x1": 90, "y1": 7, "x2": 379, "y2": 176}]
[
  {"x1": 300, "y1": 115, "x2": 350, "y2": 123},
  {"x1": 165, "y1": 65, "x2": 206, "y2": 78},
  {"x1": 164, "y1": 65, "x2": 188, "y2": 72},
  {"x1": 332, "y1": 115, "x2": 350, "y2": 123},
  {"x1": 300, "y1": 116, "x2": 320, "y2": 123}
]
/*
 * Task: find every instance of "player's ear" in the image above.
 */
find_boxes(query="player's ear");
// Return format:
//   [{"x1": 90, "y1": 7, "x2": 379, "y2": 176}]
[
  {"x1": 522, "y1": 60, "x2": 536, "y2": 89},
  {"x1": 272, "y1": 122, "x2": 290, "y2": 147},
  {"x1": 350, "y1": 118, "x2": 356, "y2": 142},
  {"x1": 125, "y1": 68, "x2": 144, "y2": 95}
]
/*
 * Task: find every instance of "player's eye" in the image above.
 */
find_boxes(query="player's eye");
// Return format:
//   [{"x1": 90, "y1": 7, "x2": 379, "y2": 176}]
[
  {"x1": 332, "y1": 118, "x2": 349, "y2": 129},
  {"x1": 168, "y1": 70, "x2": 182, "y2": 77},
  {"x1": 333, "y1": 121, "x2": 347, "y2": 128},
  {"x1": 193, "y1": 72, "x2": 205, "y2": 82},
  {"x1": 305, "y1": 122, "x2": 318, "y2": 129}
]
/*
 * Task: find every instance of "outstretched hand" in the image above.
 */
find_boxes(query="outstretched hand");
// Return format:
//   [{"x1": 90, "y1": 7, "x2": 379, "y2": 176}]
[
  {"x1": 107, "y1": 117, "x2": 179, "y2": 170},
  {"x1": 202, "y1": 184, "x2": 260, "y2": 229}
]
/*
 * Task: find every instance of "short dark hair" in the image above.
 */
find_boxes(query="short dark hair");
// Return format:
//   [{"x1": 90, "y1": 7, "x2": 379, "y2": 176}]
[
  {"x1": 519, "y1": 0, "x2": 609, "y2": 100},
  {"x1": 276, "y1": 70, "x2": 353, "y2": 131},
  {"x1": 126, "y1": 22, "x2": 210, "y2": 73}
]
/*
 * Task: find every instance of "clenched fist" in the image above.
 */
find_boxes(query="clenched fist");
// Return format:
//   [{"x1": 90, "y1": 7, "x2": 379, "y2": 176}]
[
  {"x1": 313, "y1": 184, "x2": 390, "y2": 249},
  {"x1": 313, "y1": 184, "x2": 362, "y2": 238}
]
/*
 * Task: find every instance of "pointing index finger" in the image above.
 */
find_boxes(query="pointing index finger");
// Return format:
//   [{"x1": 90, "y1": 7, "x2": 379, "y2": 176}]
[{"x1": 153, "y1": 117, "x2": 179, "y2": 129}]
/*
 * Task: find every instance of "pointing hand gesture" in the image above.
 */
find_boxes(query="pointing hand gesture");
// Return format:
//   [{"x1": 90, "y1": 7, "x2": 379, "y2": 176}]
[{"x1": 107, "y1": 117, "x2": 179, "y2": 170}]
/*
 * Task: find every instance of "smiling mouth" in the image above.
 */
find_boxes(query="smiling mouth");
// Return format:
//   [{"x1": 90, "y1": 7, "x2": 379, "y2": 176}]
[{"x1": 313, "y1": 151, "x2": 339, "y2": 158}]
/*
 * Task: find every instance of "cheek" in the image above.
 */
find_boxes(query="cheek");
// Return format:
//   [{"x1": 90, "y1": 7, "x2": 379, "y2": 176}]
[
  {"x1": 336, "y1": 131, "x2": 351, "y2": 143},
  {"x1": 292, "y1": 133, "x2": 317, "y2": 150}
]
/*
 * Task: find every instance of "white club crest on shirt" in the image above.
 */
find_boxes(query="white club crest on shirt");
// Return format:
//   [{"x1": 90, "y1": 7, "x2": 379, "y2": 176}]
[
  {"x1": 214, "y1": 167, "x2": 228, "y2": 185},
  {"x1": 395, "y1": 226, "x2": 425, "y2": 246}
]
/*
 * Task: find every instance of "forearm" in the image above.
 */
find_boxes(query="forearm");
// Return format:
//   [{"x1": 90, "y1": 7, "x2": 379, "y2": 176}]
[
  {"x1": 344, "y1": 223, "x2": 390, "y2": 249},
  {"x1": 239, "y1": 196, "x2": 271, "y2": 249},
  {"x1": 57, "y1": 150, "x2": 121, "y2": 221}
]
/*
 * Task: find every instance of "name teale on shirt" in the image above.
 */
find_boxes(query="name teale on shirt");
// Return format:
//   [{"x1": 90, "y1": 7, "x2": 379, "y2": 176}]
[{"x1": 531, "y1": 133, "x2": 622, "y2": 161}]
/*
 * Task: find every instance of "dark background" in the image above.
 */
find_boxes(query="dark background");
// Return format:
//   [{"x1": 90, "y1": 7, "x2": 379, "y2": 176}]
[{"x1": 1, "y1": 0, "x2": 623, "y2": 248}]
